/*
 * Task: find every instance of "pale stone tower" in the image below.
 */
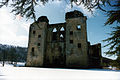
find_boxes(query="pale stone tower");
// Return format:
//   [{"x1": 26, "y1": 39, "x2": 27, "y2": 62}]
[
  {"x1": 65, "y1": 10, "x2": 88, "y2": 68},
  {"x1": 26, "y1": 16, "x2": 49, "y2": 66}
]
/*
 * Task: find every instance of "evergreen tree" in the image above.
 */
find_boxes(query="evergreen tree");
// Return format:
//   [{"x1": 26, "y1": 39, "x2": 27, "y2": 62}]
[
  {"x1": 103, "y1": 0, "x2": 120, "y2": 56},
  {"x1": 103, "y1": 26, "x2": 120, "y2": 55}
]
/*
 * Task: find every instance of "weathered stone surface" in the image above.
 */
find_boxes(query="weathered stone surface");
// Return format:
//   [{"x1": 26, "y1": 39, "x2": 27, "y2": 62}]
[
  {"x1": 65, "y1": 10, "x2": 84, "y2": 19},
  {"x1": 26, "y1": 10, "x2": 102, "y2": 68}
]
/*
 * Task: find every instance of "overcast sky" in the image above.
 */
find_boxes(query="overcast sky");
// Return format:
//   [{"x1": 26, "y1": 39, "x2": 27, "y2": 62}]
[{"x1": 0, "y1": 0, "x2": 117, "y2": 59}]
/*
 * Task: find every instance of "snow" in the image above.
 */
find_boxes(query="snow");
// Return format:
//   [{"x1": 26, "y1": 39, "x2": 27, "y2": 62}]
[{"x1": 0, "y1": 63, "x2": 120, "y2": 80}]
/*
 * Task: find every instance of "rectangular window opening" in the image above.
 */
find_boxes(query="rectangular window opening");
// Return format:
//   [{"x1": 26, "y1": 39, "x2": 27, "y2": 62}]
[
  {"x1": 78, "y1": 43, "x2": 81, "y2": 48},
  {"x1": 38, "y1": 35, "x2": 41, "y2": 38},
  {"x1": 70, "y1": 31, "x2": 73, "y2": 35},
  {"x1": 70, "y1": 40, "x2": 73, "y2": 44},
  {"x1": 38, "y1": 35, "x2": 41, "y2": 40},
  {"x1": 52, "y1": 32, "x2": 57, "y2": 41},
  {"x1": 38, "y1": 43, "x2": 40, "y2": 47},
  {"x1": 31, "y1": 47, "x2": 35, "y2": 56},
  {"x1": 33, "y1": 31, "x2": 36, "y2": 34}
]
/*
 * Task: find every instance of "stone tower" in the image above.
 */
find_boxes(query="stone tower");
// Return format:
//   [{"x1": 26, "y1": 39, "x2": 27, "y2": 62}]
[
  {"x1": 26, "y1": 16, "x2": 49, "y2": 66},
  {"x1": 65, "y1": 10, "x2": 88, "y2": 68}
]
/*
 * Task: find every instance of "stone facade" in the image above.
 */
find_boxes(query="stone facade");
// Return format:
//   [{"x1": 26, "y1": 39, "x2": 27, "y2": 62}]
[{"x1": 26, "y1": 10, "x2": 102, "y2": 68}]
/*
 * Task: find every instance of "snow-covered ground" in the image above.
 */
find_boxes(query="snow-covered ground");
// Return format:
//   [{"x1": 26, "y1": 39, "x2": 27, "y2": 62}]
[{"x1": 0, "y1": 63, "x2": 120, "y2": 80}]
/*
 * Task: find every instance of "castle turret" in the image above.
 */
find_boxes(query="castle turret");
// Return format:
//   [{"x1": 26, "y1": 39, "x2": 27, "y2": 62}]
[
  {"x1": 26, "y1": 16, "x2": 49, "y2": 66},
  {"x1": 65, "y1": 10, "x2": 88, "y2": 68}
]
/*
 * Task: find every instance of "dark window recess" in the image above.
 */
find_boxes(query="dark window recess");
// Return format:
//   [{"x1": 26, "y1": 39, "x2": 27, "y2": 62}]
[
  {"x1": 70, "y1": 31, "x2": 73, "y2": 35},
  {"x1": 33, "y1": 31, "x2": 36, "y2": 34},
  {"x1": 38, "y1": 35, "x2": 41, "y2": 38},
  {"x1": 31, "y1": 47, "x2": 35, "y2": 56},
  {"x1": 77, "y1": 25, "x2": 81, "y2": 30},
  {"x1": 38, "y1": 43, "x2": 40, "y2": 46},
  {"x1": 32, "y1": 47, "x2": 34, "y2": 52},
  {"x1": 70, "y1": 40, "x2": 73, "y2": 43},
  {"x1": 52, "y1": 32, "x2": 57, "y2": 41},
  {"x1": 78, "y1": 43, "x2": 81, "y2": 48}
]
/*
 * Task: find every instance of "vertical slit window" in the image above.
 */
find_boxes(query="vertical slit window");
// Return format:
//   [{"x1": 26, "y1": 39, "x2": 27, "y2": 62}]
[
  {"x1": 33, "y1": 31, "x2": 36, "y2": 34},
  {"x1": 78, "y1": 43, "x2": 81, "y2": 48},
  {"x1": 32, "y1": 47, "x2": 34, "y2": 52},
  {"x1": 31, "y1": 47, "x2": 35, "y2": 56}
]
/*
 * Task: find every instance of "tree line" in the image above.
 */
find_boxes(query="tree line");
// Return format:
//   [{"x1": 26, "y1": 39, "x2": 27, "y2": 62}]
[{"x1": 0, "y1": 44, "x2": 27, "y2": 66}]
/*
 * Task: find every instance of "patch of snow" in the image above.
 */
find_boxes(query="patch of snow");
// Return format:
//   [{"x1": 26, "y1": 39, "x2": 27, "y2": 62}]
[{"x1": 0, "y1": 64, "x2": 120, "y2": 80}]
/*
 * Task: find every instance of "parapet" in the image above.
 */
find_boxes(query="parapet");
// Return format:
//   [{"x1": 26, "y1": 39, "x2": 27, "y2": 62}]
[
  {"x1": 65, "y1": 10, "x2": 84, "y2": 19},
  {"x1": 37, "y1": 16, "x2": 49, "y2": 23}
]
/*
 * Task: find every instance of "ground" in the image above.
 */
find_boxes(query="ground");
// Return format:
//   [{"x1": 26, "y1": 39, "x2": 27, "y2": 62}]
[{"x1": 0, "y1": 63, "x2": 120, "y2": 80}]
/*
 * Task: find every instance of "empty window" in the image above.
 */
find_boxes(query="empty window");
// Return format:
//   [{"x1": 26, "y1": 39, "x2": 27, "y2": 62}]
[
  {"x1": 32, "y1": 47, "x2": 34, "y2": 52},
  {"x1": 70, "y1": 31, "x2": 73, "y2": 35},
  {"x1": 33, "y1": 31, "x2": 36, "y2": 34},
  {"x1": 38, "y1": 35, "x2": 41, "y2": 38},
  {"x1": 38, "y1": 43, "x2": 40, "y2": 46},
  {"x1": 78, "y1": 43, "x2": 81, "y2": 48},
  {"x1": 31, "y1": 47, "x2": 35, "y2": 56},
  {"x1": 70, "y1": 40, "x2": 73, "y2": 43},
  {"x1": 60, "y1": 34, "x2": 63, "y2": 38},
  {"x1": 60, "y1": 27, "x2": 65, "y2": 31},
  {"x1": 77, "y1": 25, "x2": 81, "y2": 30},
  {"x1": 52, "y1": 32, "x2": 57, "y2": 41},
  {"x1": 60, "y1": 34, "x2": 64, "y2": 42},
  {"x1": 53, "y1": 28, "x2": 57, "y2": 32}
]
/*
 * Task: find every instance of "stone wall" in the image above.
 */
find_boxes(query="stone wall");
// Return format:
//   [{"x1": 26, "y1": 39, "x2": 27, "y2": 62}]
[
  {"x1": 26, "y1": 10, "x2": 102, "y2": 68},
  {"x1": 88, "y1": 43, "x2": 102, "y2": 68},
  {"x1": 26, "y1": 20, "x2": 48, "y2": 66},
  {"x1": 65, "y1": 15, "x2": 88, "y2": 68}
]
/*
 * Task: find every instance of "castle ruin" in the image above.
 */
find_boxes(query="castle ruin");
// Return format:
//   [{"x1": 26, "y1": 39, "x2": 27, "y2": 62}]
[{"x1": 26, "y1": 10, "x2": 102, "y2": 68}]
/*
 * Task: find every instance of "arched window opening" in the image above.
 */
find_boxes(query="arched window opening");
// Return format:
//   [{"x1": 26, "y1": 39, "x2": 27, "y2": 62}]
[
  {"x1": 53, "y1": 28, "x2": 57, "y2": 32},
  {"x1": 60, "y1": 34, "x2": 64, "y2": 38},
  {"x1": 60, "y1": 34, "x2": 64, "y2": 42},
  {"x1": 60, "y1": 27, "x2": 65, "y2": 31}
]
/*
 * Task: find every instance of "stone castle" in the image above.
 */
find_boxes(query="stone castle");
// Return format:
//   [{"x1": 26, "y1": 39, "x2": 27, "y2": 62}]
[{"x1": 26, "y1": 10, "x2": 102, "y2": 68}]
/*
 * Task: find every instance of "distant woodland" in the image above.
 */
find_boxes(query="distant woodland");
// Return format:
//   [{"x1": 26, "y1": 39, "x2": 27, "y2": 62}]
[{"x1": 0, "y1": 44, "x2": 27, "y2": 63}]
